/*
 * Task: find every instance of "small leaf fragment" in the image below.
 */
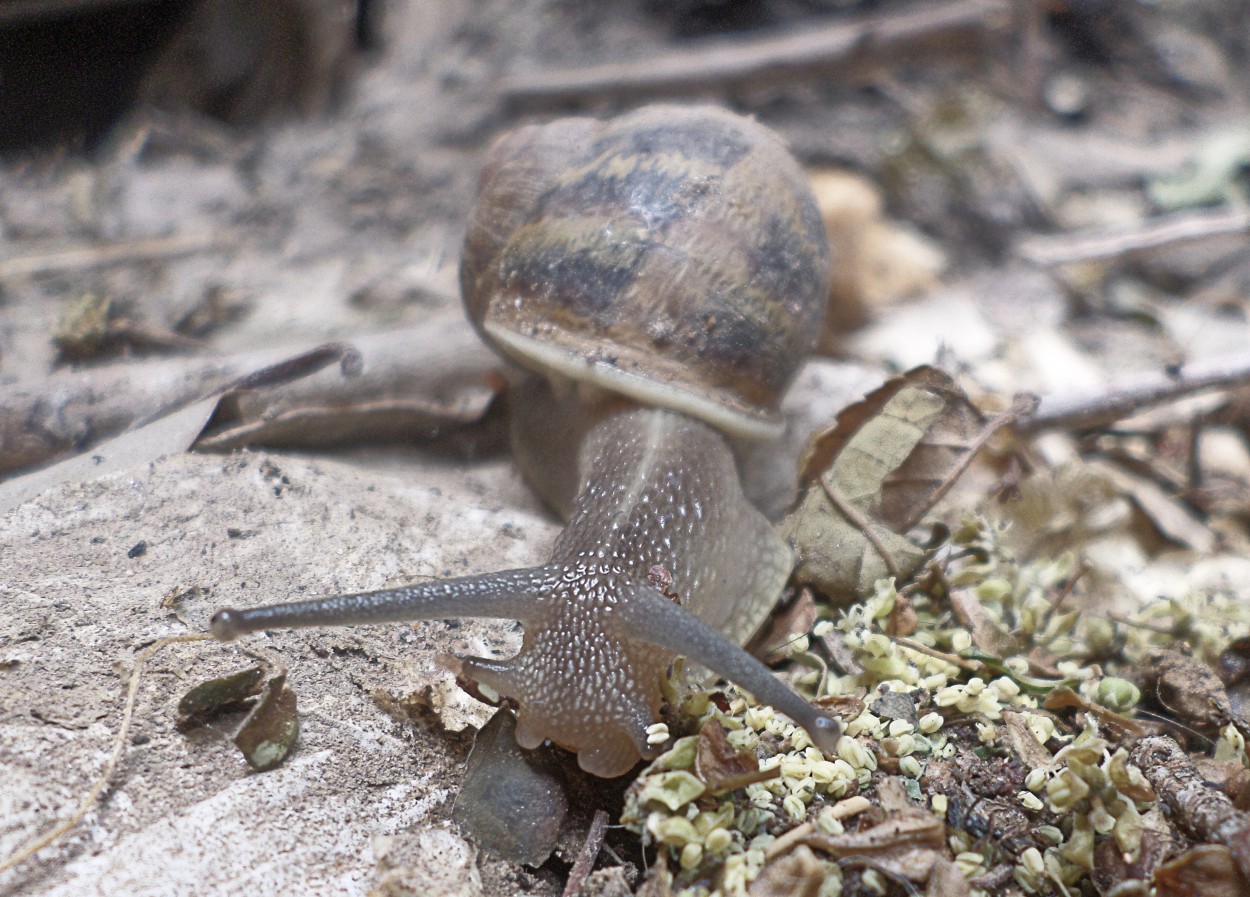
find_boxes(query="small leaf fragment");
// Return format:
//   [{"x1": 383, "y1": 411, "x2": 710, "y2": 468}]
[
  {"x1": 637, "y1": 771, "x2": 706, "y2": 812},
  {"x1": 747, "y1": 845, "x2": 826, "y2": 897},
  {"x1": 233, "y1": 671, "x2": 299, "y2": 772},
  {"x1": 452, "y1": 708, "x2": 568, "y2": 867},
  {"x1": 950, "y1": 589, "x2": 1019, "y2": 657},
  {"x1": 695, "y1": 719, "x2": 778, "y2": 795}
]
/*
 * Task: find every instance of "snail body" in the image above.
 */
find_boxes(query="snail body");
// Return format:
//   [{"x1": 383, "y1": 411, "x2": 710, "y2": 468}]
[{"x1": 211, "y1": 106, "x2": 841, "y2": 777}]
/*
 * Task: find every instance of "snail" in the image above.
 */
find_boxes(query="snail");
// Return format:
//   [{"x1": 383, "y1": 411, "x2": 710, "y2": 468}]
[{"x1": 210, "y1": 105, "x2": 842, "y2": 778}]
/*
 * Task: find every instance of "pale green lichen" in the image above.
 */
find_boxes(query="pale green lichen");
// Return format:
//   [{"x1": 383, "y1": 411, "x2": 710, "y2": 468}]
[{"x1": 621, "y1": 511, "x2": 1250, "y2": 897}]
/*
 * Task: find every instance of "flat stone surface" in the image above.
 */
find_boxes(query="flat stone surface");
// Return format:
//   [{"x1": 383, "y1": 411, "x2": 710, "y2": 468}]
[{"x1": 0, "y1": 448, "x2": 559, "y2": 896}]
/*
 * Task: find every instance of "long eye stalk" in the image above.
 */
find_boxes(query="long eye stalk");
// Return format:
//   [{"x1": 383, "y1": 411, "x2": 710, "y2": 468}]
[
  {"x1": 210, "y1": 565, "x2": 561, "y2": 641},
  {"x1": 614, "y1": 582, "x2": 843, "y2": 752}
]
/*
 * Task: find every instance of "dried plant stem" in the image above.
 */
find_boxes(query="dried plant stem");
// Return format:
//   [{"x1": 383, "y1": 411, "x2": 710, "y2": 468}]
[
  {"x1": 891, "y1": 637, "x2": 980, "y2": 672},
  {"x1": 500, "y1": 0, "x2": 1007, "y2": 105},
  {"x1": 0, "y1": 232, "x2": 223, "y2": 279},
  {"x1": 1038, "y1": 559, "x2": 1091, "y2": 629},
  {"x1": 1016, "y1": 207, "x2": 1250, "y2": 266},
  {"x1": 764, "y1": 821, "x2": 816, "y2": 861},
  {"x1": 1129, "y1": 735, "x2": 1250, "y2": 880},
  {"x1": 1021, "y1": 352, "x2": 1250, "y2": 434},
  {"x1": 562, "y1": 809, "x2": 610, "y2": 897},
  {"x1": 0, "y1": 633, "x2": 211, "y2": 874}
]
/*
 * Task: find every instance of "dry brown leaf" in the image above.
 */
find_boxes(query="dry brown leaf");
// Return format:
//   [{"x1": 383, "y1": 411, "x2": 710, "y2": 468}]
[
  {"x1": 1001, "y1": 711, "x2": 1055, "y2": 770},
  {"x1": 797, "y1": 366, "x2": 987, "y2": 529},
  {"x1": 748, "y1": 845, "x2": 826, "y2": 897},
  {"x1": 1153, "y1": 845, "x2": 1250, "y2": 897},
  {"x1": 784, "y1": 367, "x2": 1024, "y2": 599},
  {"x1": 815, "y1": 694, "x2": 867, "y2": 725},
  {"x1": 749, "y1": 589, "x2": 818, "y2": 665},
  {"x1": 232, "y1": 671, "x2": 299, "y2": 772},
  {"x1": 176, "y1": 664, "x2": 267, "y2": 730}
]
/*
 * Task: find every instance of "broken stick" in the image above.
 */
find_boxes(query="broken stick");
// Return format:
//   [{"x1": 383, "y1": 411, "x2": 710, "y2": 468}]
[
  {"x1": 1019, "y1": 351, "x2": 1250, "y2": 434},
  {"x1": 1129, "y1": 735, "x2": 1250, "y2": 881},
  {"x1": 499, "y1": 0, "x2": 1008, "y2": 105}
]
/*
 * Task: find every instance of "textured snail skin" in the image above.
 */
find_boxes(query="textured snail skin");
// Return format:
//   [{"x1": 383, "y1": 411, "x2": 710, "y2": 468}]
[
  {"x1": 211, "y1": 107, "x2": 841, "y2": 777},
  {"x1": 212, "y1": 409, "x2": 842, "y2": 776}
]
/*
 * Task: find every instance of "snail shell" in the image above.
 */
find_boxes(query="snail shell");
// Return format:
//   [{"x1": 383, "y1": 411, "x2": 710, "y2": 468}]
[{"x1": 461, "y1": 104, "x2": 830, "y2": 441}]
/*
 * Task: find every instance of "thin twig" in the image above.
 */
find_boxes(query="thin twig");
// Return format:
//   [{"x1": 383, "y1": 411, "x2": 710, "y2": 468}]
[
  {"x1": 1016, "y1": 207, "x2": 1250, "y2": 266},
  {"x1": 892, "y1": 636, "x2": 981, "y2": 672},
  {"x1": 1039, "y1": 559, "x2": 1092, "y2": 630},
  {"x1": 562, "y1": 809, "x2": 610, "y2": 897},
  {"x1": 0, "y1": 232, "x2": 224, "y2": 280},
  {"x1": 500, "y1": 0, "x2": 1007, "y2": 105},
  {"x1": 0, "y1": 633, "x2": 211, "y2": 874},
  {"x1": 1107, "y1": 615, "x2": 1176, "y2": 635},
  {"x1": 1019, "y1": 352, "x2": 1250, "y2": 434}
]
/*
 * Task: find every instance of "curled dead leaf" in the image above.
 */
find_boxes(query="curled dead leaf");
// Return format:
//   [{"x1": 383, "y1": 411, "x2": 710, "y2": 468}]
[
  {"x1": 176, "y1": 664, "x2": 266, "y2": 729},
  {"x1": 950, "y1": 588, "x2": 1019, "y2": 657},
  {"x1": 232, "y1": 671, "x2": 299, "y2": 772},
  {"x1": 783, "y1": 366, "x2": 1033, "y2": 601}
]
